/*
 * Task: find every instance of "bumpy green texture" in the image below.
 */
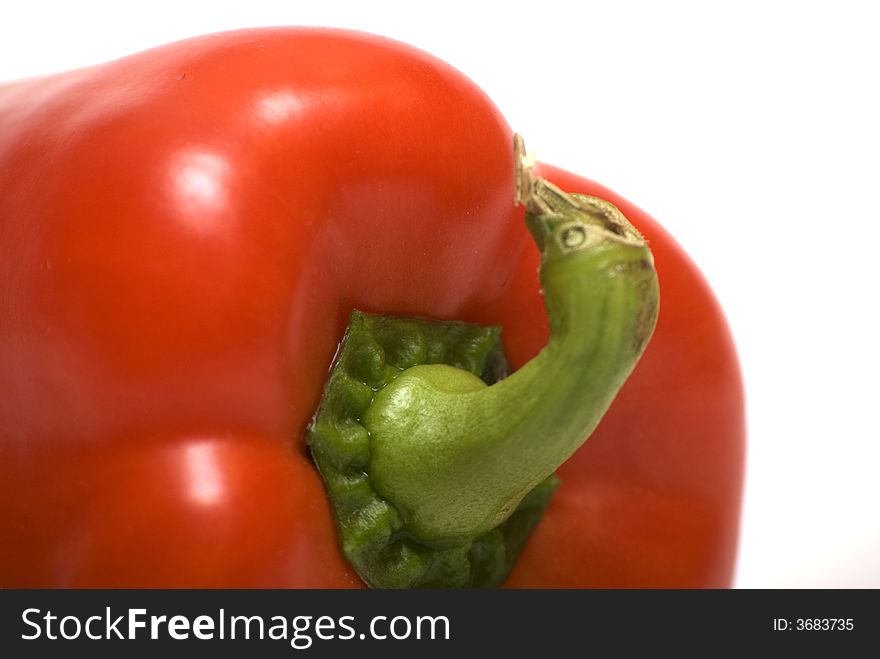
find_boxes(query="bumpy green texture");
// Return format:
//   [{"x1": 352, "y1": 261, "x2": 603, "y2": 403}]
[{"x1": 308, "y1": 311, "x2": 559, "y2": 588}]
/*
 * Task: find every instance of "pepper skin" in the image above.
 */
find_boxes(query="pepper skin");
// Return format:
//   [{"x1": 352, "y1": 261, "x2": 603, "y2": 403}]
[{"x1": 0, "y1": 28, "x2": 744, "y2": 588}]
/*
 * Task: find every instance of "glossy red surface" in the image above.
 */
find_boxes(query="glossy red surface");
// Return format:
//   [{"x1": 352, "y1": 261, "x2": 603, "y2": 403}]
[{"x1": 0, "y1": 28, "x2": 743, "y2": 587}]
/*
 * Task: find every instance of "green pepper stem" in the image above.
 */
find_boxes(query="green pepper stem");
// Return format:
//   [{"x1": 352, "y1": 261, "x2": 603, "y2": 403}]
[
  {"x1": 308, "y1": 136, "x2": 660, "y2": 587},
  {"x1": 363, "y1": 136, "x2": 660, "y2": 543}
]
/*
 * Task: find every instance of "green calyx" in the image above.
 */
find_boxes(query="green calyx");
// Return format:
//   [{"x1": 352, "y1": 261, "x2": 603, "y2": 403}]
[
  {"x1": 308, "y1": 311, "x2": 559, "y2": 588},
  {"x1": 308, "y1": 136, "x2": 660, "y2": 588}
]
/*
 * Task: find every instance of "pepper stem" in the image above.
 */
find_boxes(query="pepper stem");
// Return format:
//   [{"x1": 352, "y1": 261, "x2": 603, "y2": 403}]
[{"x1": 309, "y1": 136, "x2": 659, "y2": 587}]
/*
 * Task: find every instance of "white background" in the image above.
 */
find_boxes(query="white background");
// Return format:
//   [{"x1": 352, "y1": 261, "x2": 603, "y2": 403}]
[{"x1": 2, "y1": 1, "x2": 878, "y2": 588}]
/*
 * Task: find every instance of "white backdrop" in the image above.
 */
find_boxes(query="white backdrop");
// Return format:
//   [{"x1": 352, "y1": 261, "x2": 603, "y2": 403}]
[{"x1": 3, "y1": 0, "x2": 878, "y2": 588}]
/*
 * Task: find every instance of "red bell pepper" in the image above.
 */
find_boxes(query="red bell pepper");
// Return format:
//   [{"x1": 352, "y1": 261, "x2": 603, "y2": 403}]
[{"x1": 0, "y1": 28, "x2": 744, "y2": 587}]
